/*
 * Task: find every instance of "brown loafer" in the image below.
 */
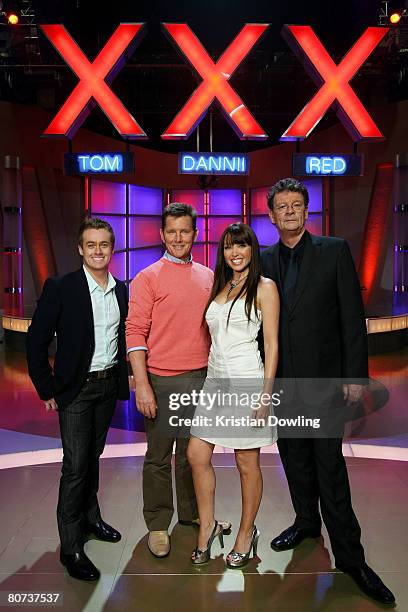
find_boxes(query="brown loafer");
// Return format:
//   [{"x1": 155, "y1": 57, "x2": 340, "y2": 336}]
[{"x1": 148, "y1": 531, "x2": 170, "y2": 558}]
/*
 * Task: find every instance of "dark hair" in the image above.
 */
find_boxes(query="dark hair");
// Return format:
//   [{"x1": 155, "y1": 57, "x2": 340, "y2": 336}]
[
  {"x1": 77, "y1": 217, "x2": 115, "y2": 247},
  {"x1": 266, "y1": 178, "x2": 309, "y2": 210},
  {"x1": 205, "y1": 223, "x2": 261, "y2": 327},
  {"x1": 162, "y1": 202, "x2": 197, "y2": 231}
]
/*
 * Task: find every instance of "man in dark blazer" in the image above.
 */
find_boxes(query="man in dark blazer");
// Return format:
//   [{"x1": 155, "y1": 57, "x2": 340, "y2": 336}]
[
  {"x1": 27, "y1": 218, "x2": 129, "y2": 582},
  {"x1": 261, "y1": 178, "x2": 394, "y2": 605}
]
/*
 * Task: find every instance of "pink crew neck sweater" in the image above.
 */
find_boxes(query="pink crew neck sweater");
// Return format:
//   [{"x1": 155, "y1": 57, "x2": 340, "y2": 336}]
[{"x1": 126, "y1": 257, "x2": 214, "y2": 376}]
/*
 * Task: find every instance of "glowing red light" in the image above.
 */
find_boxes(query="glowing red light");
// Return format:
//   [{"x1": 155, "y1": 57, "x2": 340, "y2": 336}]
[
  {"x1": 358, "y1": 163, "x2": 394, "y2": 305},
  {"x1": 41, "y1": 24, "x2": 147, "y2": 139},
  {"x1": 84, "y1": 176, "x2": 89, "y2": 214},
  {"x1": 161, "y1": 23, "x2": 268, "y2": 140},
  {"x1": 280, "y1": 26, "x2": 389, "y2": 142}
]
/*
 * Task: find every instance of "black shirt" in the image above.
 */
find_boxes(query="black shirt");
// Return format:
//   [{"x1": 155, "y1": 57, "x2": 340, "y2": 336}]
[{"x1": 279, "y1": 230, "x2": 307, "y2": 285}]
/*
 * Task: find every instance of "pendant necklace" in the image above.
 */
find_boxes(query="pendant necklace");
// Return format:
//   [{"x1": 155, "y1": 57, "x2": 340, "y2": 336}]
[{"x1": 226, "y1": 274, "x2": 248, "y2": 300}]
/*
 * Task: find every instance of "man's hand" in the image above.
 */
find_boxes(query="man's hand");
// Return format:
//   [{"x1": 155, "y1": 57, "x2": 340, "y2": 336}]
[
  {"x1": 343, "y1": 384, "x2": 364, "y2": 406},
  {"x1": 135, "y1": 381, "x2": 157, "y2": 419},
  {"x1": 44, "y1": 398, "x2": 58, "y2": 411}
]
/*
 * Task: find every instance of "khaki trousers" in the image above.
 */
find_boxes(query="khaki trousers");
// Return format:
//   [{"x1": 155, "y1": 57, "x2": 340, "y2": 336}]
[{"x1": 143, "y1": 368, "x2": 206, "y2": 531}]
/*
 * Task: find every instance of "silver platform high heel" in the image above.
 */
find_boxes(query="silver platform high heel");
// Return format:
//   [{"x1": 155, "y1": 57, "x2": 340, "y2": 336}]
[
  {"x1": 191, "y1": 520, "x2": 225, "y2": 564},
  {"x1": 226, "y1": 525, "x2": 260, "y2": 569}
]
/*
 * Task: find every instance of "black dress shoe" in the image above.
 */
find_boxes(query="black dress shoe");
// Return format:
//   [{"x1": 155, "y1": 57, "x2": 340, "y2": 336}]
[
  {"x1": 270, "y1": 525, "x2": 320, "y2": 551},
  {"x1": 336, "y1": 562, "x2": 396, "y2": 605},
  {"x1": 60, "y1": 551, "x2": 100, "y2": 581},
  {"x1": 87, "y1": 520, "x2": 121, "y2": 543}
]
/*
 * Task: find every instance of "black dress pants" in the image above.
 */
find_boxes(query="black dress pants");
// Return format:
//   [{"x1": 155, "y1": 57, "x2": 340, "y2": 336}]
[
  {"x1": 57, "y1": 376, "x2": 118, "y2": 554},
  {"x1": 277, "y1": 437, "x2": 365, "y2": 567}
]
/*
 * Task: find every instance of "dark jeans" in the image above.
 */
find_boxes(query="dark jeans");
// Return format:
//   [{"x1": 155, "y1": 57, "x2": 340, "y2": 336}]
[
  {"x1": 277, "y1": 437, "x2": 365, "y2": 567},
  {"x1": 57, "y1": 376, "x2": 118, "y2": 554},
  {"x1": 143, "y1": 369, "x2": 206, "y2": 531}
]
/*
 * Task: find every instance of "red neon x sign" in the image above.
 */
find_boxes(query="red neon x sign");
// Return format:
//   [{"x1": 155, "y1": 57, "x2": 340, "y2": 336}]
[
  {"x1": 41, "y1": 24, "x2": 147, "y2": 139},
  {"x1": 161, "y1": 23, "x2": 268, "y2": 140},
  {"x1": 281, "y1": 26, "x2": 389, "y2": 141}
]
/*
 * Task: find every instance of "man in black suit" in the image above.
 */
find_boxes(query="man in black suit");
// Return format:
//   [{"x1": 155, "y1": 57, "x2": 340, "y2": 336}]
[
  {"x1": 261, "y1": 178, "x2": 395, "y2": 605},
  {"x1": 26, "y1": 218, "x2": 129, "y2": 582}
]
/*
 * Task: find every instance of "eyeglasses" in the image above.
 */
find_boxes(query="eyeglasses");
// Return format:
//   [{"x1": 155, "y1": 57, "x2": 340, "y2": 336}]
[{"x1": 273, "y1": 202, "x2": 305, "y2": 214}]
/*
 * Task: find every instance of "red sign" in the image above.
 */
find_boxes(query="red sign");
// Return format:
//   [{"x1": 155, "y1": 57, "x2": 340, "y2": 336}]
[
  {"x1": 40, "y1": 24, "x2": 147, "y2": 139},
  {"x1": 161, "y1": 23, "x2": 268, "y2": 140},
  {"x1": 280, "y1": 26, "x2": 388, "y2": 141},
  {"x1": 41, "y1": 23, "x2": 389, "y2": 142}
]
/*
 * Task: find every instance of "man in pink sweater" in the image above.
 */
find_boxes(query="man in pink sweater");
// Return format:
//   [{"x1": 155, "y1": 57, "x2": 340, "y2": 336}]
[{"x1": 126, "y1": 203, "x2": 214, "y2": 557}]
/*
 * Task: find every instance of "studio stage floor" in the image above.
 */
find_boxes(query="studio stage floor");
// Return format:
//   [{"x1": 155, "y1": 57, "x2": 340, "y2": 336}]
[{"x1": 0, "y1": 346, "x2": 407, "y2": 611}]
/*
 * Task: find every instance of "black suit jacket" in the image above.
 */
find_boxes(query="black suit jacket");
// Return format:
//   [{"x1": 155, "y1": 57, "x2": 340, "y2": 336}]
[
  {"x1": 26, "y1": 268, "x2": 130, "y2": 409},
  {"x1": 261, "y1": 231, "x2": 368, "y2": 380}
]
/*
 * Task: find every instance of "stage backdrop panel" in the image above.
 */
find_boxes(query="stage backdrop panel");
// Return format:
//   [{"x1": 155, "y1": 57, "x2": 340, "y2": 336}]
[
  {"x1": 129, "y1": 185, "x2": 163, "y2": 215},
  {"x1": 90, "y1": 179, "x2": 164, "y2": 281},
  {"x1": 91, "y1": 180, "x2": 126, "y2": 215},
  {"x1": 89, "y1": 182, "x2": 321, "y2": 277}
]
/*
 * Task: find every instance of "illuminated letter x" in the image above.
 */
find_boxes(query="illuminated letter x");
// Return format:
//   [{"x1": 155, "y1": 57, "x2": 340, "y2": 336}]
[
  {"x1": 281, "y1": 26, "x2": 389, "y2": 141},
  {"x1": 162, "y1": 23, "x2": 269, "y2": 140},
  {"x1": 41, "y1": 24, "x2": 147, "y2": 139}
]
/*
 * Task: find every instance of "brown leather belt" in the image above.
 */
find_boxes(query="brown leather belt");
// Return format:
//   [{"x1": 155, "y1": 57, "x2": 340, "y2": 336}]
[{"x1": 86, "y1": 365, "x2": 119, "y2": 381}]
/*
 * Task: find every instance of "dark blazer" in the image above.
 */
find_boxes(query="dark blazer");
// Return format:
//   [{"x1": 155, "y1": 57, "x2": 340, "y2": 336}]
[
  {"x1": 26, "y1": 268, "x2": 130, "y2": 409},
  {"x1": 261, "y1": 231, "x2": 368, "y2": 380}
]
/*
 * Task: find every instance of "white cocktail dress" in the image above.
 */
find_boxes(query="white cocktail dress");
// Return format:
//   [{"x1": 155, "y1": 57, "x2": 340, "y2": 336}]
[{"x1": 190, "y1": 298, "x2": 277, "y2": 449}]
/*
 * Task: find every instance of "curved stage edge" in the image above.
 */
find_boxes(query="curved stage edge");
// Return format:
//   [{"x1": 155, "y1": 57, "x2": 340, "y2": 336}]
[
  {"x1": 1, "y1": 440, "x2": 408, "y2": 471},
  {"x1": 3, "y1": 313, "x2": 408, "y2": 356}
]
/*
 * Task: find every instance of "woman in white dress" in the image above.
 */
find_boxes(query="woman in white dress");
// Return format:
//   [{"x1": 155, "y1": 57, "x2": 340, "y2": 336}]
[{"x1": 187, "y1": 223, "x2": 280, "y2": 567}]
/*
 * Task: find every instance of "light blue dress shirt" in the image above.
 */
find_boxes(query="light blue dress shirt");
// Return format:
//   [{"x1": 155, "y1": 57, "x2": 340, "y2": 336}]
[
  {"x1": 163, "y1": 251, "x2": 192, "y2": 264},
  {"x1": 83, "y1": 265, "x2": 120, "y2": 371}
]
